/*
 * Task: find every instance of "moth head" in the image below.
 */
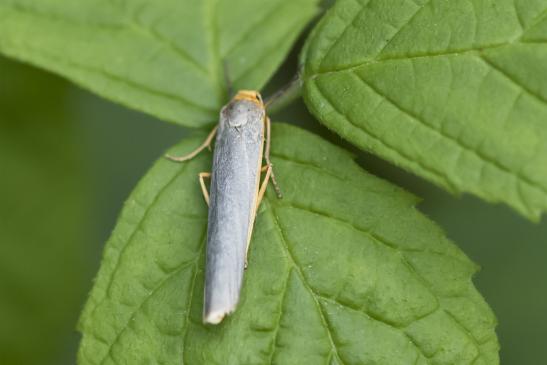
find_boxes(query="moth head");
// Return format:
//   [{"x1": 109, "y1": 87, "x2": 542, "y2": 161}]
[
  {"x1": 222, "y1": 90, "x2": 265, "y2": 128},
  {"x1": 232, "y1": 90, "x2": 263, "y2": 107}
]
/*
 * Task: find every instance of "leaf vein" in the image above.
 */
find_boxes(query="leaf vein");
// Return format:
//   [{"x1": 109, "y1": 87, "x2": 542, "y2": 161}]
[
  {"x1": 318, "y1": 0, "x2": 371, "y2": 70},
  {"x1": 279, "y1": 201, "x2": 470, "y2": 271},
  {"x1": 265, "y1": 269, "x2": 292, "y2": 364},
  {"x1": 1, "y1": 3, "x2": 126, "y2": 31},
  {"x1": 25, "y1": 44, "x2": 216, "y2": 113},
  {"x1": 97, "y1": 260, "x2": 196, "y2": 365},
  {"x1": 221, "y1": 0, "x2": 286, "y2": 58},
  {"x1": 443, "y1": 309, "x2": 483, "y2": 356},
  {"x1": 129, "y1": 21, "x2": 210, "y2": 76},
  {"x1": 352, "y1": 71, "x2": 547, "y2": 202},
  {"x1": 2, "y1": 3, "x2": 212, "y2": 79},
  {"x1": 231, "y1": 17, "x2": 304, "y2": 86},
  {"x1": 521, "y1": 7, "x2": 547, "y2": 34},
  {"x1": 512, "y1": 0, "x2": 525, "y2": 32},
  {"x1": 204, "y1": 0, "x2": 225, "y2": 97},
  {"x1": 374, "y1": 0, "x2": 432, "y2": 59},
  {"x1": 312, "y1": 78, "x2": 459, "y2": 191},
  {"x1": 89, "y1": 161, "x2": 193, "y2": 321},
  {"x1": 267, "y1": 201, "x2": 348, "y2": 365},
  {"x1": 181, "y1": 227, "x2": 208, "y2": 365},
  {"x1": 318, "y1": 295, "x2": 434, "y2": 360},
  {"x1": 268, "y1": 202, "x2": 436, "y2": 363},
  {"x1": 478, "y1": 53, "x2": 547, "y2": 105},
  {"x1": 311, "y1": 42, "x2": 509, "y2": 76}
]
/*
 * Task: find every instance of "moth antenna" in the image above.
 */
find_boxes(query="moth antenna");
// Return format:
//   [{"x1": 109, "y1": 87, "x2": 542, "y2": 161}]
[{"x1": 264, "y1": 73, "x2": 302, "y2": 110}]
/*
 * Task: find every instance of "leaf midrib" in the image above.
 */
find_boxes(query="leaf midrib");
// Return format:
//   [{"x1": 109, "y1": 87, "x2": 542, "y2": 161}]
[
  {"x1": 310, "y1": 0, "x2": 546, "y2": 78},
  {"x1": 204, "y1": 0, "x2": 225, "y2": 100},
  {"x1": 318, "y1": 0, "x2": 433, "y2": 73},
  {"x1": 307, "y1": 42, "x2": 509, "y2": 77}
]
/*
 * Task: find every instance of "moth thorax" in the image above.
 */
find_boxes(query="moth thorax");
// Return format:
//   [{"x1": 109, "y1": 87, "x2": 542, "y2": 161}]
[{"x1": 225, "y1": 101, "x2": 263, "y2": 128}]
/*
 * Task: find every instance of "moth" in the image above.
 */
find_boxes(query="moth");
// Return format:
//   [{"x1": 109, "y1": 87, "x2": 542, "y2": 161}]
[{"x1": 167, "y1": 90, "x2": 281, "y2": 324}]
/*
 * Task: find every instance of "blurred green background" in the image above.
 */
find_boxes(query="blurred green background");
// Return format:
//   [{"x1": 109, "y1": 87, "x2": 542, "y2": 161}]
[{"x1": 0, "y1": 49, "x2": 545, "y2": 365}]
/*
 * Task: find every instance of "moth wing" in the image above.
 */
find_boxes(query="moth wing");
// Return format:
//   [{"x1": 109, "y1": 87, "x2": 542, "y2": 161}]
[{"x1": 203, "y1": 101, "x2": 264, "y2": 324}]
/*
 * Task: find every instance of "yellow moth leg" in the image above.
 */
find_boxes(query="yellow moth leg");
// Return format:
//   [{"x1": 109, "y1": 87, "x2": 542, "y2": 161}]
[
  {"x1": 256, "y1": 164, "x2": 272, "y2": 209},
  {"x1": 244, "y1": 164, "x2": 272, "y2": 269},
  {"x1": 264, "y1": 117, "x2": 283, "y2": 198},
  {"x1": 165, "y1": 126, "x2": 218, "y2": 162},
  {"x1": 199, "y1": 172, "x2": 211, "y2": 206}
]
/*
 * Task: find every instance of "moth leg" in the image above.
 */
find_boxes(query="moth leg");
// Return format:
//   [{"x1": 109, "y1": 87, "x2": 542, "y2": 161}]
[
  {"x1": 264, "y1": 117, "x2": 283, "y2": 198},
  {"x1": 165, "y1": 126, "x2": 218, "y2": 162},
  {"x1": 256, "y1": 164, "x2": 272, "y2": 209},
  {"x1": 243, "y1": 165, "x2": 272, "y2": 269},
  {"x1": 199, "y1": 172, "x2": 211, "y2": 206}
]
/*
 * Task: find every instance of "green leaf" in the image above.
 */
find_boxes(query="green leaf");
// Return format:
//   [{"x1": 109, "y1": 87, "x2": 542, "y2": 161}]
[
  {"x1": 0, "y1": 0, "x2": 318, "y2": 127},
  {"x1": 78, "y1": 123, "x2": 498, "y2": 364},
  {"x1": 0, "y1": 56, "x2": 89, "y2": 365},
  {"x1": 301, "y1": 0, "x2": 547, "y2": 220}
]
